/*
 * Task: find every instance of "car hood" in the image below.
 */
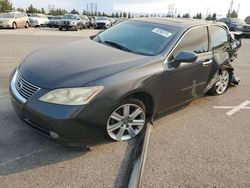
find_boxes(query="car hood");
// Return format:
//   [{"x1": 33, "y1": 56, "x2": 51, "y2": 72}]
[
  {"x1": 60, "y1": 19, "x2": 75, "y2": 22},
  {"x1": 19, "y1": 39, "x2": 154, "y2": 89},
  {"x1": 95, "y1": 20, "x2": 109, "y2": 23}
]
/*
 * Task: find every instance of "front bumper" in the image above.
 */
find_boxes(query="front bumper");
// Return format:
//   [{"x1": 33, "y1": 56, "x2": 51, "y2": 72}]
[
  {"x1": 59, "y1": 25, "x2": 77, "y2": 30},
  {"x1": 9, "y1": 71, "x2": 115, "y2": 146},
  {"x1": 0, "y1": 24, "x2": 12, "y2": 28}
]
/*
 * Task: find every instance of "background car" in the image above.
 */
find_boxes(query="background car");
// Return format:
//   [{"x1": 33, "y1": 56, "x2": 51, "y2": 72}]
[
  {"x1": 219, "y1": 17, "x2": 250, "y2": 37},
  {"x1": 79, "y1": 15, "x2": 90, "y2": 28},
  {"x1": 0, "y1": 11, "x2": 29, "y2": 29},
  {"x1": 89, "y1": 16, "x2": 96, "y2": 28},
  {"x1": 94, "y1": 17, "x2": 112, "y2": 29},
  {"x1": 245, "y1": 16, "x2": 250, "y2": 24},
  {"x1": 59, "y1": 14, "x2": 86, "y2": 31},
  {"x1": 28, "y1": 13, "x2": 49, "y2": 27},
  {"x1": 47, "y1": 16, "x2": 62, "y2": 28}
]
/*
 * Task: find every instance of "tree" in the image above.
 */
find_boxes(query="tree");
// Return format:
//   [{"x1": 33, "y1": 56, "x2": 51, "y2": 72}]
[
  {"x1": 227, "y1": 9, "x2": 238, "y2": 18},
  {"x1": 212, "y1": 13, "x2": 217, "y2": 21},
  {"x1": 41, "y1": 7, "x2": 45, "y2": 14},
  {"x1": 70, "y1": 9, "x2": 79, "y2": 15},
  {"x1": 17, "y1": 7, "x2": 25, "y2": 12},
  {"x1": 26, "y1": 4, "x2": 41, "y2": 13},
  {"x1": 177, "y1": 14, "x2": 180, "y2": 18},
  {"x1": 194, "y1": 13, "x2": 202, "y2": 19},
  {"x1": 128, "y1": 12, "x2": 131, "y2": 19},
  {"x1": 50, "y1": 8, "x2": 67, "y2": 16},
  {"x1": 0, "y1": 0, "x2": 13, "y2": 13},
  {"x1": 123, "y1": 12, "x2": 127, "y2": 18},
  {"x1": 115, "y1": 12, "x2": 119, "y2": 18},
  {"x1": 111, "y1": 13, "x2": 114, "y2": 18},
  {"x1": 206, "y1": 13, "x2": 212, "y2": 20},
  {"x1": 182, "y1": 13, "x2": 190, "y2": 18},
  {"x1": 119, "y1": 12, "x2": 122, "y2": 18}
]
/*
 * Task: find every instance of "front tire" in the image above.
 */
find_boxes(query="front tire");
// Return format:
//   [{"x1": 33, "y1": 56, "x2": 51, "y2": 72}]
[
  {"x1": 209, "y1": 69, "x2": 231, "y2": 95},
  {"x1": 12, "y1": 22, "x2": 17, "y2": 29},
  {"x1": 106, "y1": 99, "x2": 146, "y2": 141}
]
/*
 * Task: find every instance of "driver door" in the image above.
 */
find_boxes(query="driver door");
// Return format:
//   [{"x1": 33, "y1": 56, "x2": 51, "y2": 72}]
[{"x1": 158, "y1": 26, "x2": 213, "y2": 113}]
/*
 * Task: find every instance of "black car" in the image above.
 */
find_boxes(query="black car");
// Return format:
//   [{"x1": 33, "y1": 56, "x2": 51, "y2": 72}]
[
  {"x1": 219, "y1": 17, "x2": 250, "y2": 37},
  {"x1": 9, "y1": 18, "x2": 241, "y2": 146},
  {"x1": 47, "y1": 16, "x2": 62, "y2": 28}
]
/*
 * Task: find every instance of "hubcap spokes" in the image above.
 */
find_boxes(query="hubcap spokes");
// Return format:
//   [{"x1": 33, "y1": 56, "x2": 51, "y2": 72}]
[
  {"x1": 107, "y1": 104, "x2": 146, "y2": 141},
  {"x1": 215, "y1": 70, "x2": 229, "y2": 94}
]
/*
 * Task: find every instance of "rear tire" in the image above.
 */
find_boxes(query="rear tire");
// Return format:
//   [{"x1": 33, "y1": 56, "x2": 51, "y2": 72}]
[
  {"x1": 106, "y1": 98, "x2": 147, "y2": 141},
  {"x1": 209, "y1": 69, "x2": 232, "y2": 95},
  {"x1": 25, "y1": 22, "x2": 29, "y2": 28}
]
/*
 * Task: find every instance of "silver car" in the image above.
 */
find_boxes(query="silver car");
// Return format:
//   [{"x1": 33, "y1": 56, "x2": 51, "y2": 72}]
[{"x1": 0, "y1": 12, "x2": 29, "y2": 29}]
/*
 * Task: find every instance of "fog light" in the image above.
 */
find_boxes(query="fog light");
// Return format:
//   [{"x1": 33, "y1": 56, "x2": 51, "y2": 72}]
[{"x1": 50, "y1": 131, "x2": 59, "y2": 139}]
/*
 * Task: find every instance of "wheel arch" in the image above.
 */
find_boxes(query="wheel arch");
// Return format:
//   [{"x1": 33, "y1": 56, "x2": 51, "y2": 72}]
[{"x1": 120, "y1": 90, "x2": 156, "y2": 119}]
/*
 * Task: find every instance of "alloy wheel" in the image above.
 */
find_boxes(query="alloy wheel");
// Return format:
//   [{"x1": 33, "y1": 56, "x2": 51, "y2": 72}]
[
  {"x1": 215, "y1": 70, "x2": 230, "y2": 94},
  {"x1": 107, "y1": 103, "x2": 146, "y2": 141}
]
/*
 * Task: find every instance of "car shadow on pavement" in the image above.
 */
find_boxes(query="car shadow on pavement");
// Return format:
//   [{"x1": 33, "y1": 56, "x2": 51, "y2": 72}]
[{"x1": 0, "y1": 93, "x2": 112, "y2": 176}]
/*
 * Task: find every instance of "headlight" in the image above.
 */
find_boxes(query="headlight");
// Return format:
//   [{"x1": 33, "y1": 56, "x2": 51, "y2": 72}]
[
  {"x1": 39, "y1": 86, "x2": 104, "y2": 105},
  {"x1": 71, "y1": 21, "x2": 76, "y2": 25}
]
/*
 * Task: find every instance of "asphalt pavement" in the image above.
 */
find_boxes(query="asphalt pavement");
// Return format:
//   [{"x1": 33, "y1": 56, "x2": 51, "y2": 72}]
[{"x1": 0, "y1": 28, "x2": 249, "y2": 188}]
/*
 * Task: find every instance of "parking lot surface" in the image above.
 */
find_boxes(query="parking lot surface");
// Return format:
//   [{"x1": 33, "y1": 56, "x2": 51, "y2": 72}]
[{"x1": 0, "y1": 28, "x2": 250, "y2": 187}]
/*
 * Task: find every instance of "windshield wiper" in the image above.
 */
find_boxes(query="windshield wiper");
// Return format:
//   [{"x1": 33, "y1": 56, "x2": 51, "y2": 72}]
[
  {"x1": 104, "y1": 41, "x2": 132, "y2": 53},
  {"x1": 103, "y1": 40, "x2": 152, "y2": 56}
]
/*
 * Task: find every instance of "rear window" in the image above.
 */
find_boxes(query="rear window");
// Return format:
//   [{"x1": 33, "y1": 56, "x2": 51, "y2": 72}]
[{"x1": 209, "y1": 26, "x2": 228, "y2": 51}]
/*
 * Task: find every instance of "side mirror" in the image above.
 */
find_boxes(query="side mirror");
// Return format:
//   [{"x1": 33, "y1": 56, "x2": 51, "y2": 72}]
[
  {"x1": 77, "y1": 18, "x2": 80, "y2": 21},
  {"x1": 173, "y1": 50, "x2": 198, "y2": 68}
]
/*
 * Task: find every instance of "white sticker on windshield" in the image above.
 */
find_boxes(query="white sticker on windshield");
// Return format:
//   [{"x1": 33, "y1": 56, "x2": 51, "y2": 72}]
[{"x1": 152, "y1": 28, "x2": 172, "y2": 38}]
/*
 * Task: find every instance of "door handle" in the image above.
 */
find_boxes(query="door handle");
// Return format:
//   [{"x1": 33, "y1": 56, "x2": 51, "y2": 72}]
[{"x1": 203, "y1": 60, "x2": 213, "y2": 66}]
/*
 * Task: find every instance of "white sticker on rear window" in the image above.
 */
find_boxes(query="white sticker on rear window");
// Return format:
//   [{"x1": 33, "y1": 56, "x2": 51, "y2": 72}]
[{"x1": 152, "y1": 28, "x2": 172, "y2": 38}]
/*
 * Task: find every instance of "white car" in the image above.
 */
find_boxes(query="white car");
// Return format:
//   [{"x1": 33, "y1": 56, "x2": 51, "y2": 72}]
[
  {"x1": 94, "y1": 17, "x2": 112, "y2": 29},
  {"x1": 0, "y1": 12, "x2": 29, "y2": 29},
  {"x1": 28, "y1": 13, "x2": 49, "y2": 27}
]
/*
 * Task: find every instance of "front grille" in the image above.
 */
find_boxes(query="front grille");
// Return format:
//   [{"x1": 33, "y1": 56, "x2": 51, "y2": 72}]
[
  {"x1": 15, "y1": 75, "x2": 40, "y2": 100},
  {"x1": 63, "y1": 21, "x2": 70, "y2": 25},
  {"x1": 97, "y1": 23, "x2": 106, "y2": 26},
  {"x1": 243, "y1": 26, "x2": 250, "y2": 30}
]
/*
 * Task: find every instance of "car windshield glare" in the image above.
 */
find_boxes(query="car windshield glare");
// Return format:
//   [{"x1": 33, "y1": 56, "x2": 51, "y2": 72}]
[
  {"x1": 230, "y1": 18, "x2": 245, "y2": 24},
  {"x1": 0, "y1": 13, "x2": 15, "y2": 18},
  {"x1": 97, "y1": 17, "x2": 108, "y2": 21},
  {"x1": 63, "y1": 15, "x2": 77, "y2": 20},
  {"x1": 96, "y1": 20, "x2": 178, "y2": 56}
]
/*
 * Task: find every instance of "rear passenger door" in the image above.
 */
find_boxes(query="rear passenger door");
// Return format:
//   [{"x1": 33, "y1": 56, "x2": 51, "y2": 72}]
[{"x1": 159, "y1": 26, "x2": 213, "y2": 113}]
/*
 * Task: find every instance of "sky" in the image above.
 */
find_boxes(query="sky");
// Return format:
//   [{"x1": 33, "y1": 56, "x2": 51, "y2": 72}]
[{"x1": 11, "y1": 0, "x2": 249, "y2": 19}]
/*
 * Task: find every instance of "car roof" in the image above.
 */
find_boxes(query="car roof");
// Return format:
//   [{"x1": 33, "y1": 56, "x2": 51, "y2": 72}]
[{"x1": 131, "y1": 17, "x2": 219, "y2": 29}]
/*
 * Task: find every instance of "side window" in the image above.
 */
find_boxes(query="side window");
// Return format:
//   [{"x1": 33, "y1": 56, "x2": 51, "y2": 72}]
[
  {"x1": 15, "y1": 13, "x2": 21, "y2": 18},
  {"x1": 171, "y1": 26, "x2": 209, "y2": 59},
  {"x1": 209, "y1": 26, "x2": 229, "y2": 51}
]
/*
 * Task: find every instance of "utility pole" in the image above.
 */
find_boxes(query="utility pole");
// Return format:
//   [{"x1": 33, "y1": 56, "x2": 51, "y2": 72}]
[
  {"x1": 237, "y1": 3, "x2": 240, "y2": 15},
  {"x1": 229, "y1": 0, "x2": 234, "y2": 15}
]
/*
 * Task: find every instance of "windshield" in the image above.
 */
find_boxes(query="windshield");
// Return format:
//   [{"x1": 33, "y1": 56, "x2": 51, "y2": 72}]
[
  {"x1": 63, "y1": 15, "x2": 77, "y2": 20},
  {"x1": 96, "y1": 17, "x2": 108, "y2": 21},
  {"x1": 0, "y1": 13, "x2": 15, "y2": 18},
  {"x1": 95, "y1": 20, "x2": 178, "y2": 56},
  {"x1": 230, "y1": 18, "x2": 245, "y2": 24}
]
